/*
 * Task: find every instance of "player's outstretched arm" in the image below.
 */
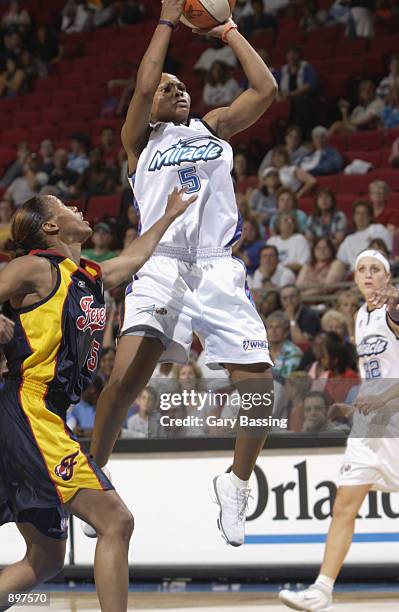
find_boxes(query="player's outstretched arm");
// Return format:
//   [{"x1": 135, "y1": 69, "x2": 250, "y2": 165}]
[
  {"x1": 100, "y1": 187, "x2": 197, "y2": 290},
  {"x1": 121, "y1": 0, "x2": 185, "y2": 173},
  {"x1": 201, "y1": 19, "x2": 277, "y2": 140}
]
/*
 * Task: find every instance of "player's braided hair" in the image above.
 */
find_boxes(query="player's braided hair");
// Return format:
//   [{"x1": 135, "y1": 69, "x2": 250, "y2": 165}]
[{"x1": 10, "y1": 195, "x2": 54, "y2": 257}]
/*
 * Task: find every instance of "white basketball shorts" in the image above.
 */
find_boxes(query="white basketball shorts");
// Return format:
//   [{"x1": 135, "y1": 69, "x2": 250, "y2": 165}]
[
  {"x1": 120, "y1": 246, "x2": 272, "y2": 370},
  {"x1": 338, "y1": 437, "x2": 399, "y2": 492}
]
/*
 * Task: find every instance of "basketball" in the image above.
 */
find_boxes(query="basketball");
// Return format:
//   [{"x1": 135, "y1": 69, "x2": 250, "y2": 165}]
[{"x1": 180, "y1": 0, "x2": 236, "y2": 30}]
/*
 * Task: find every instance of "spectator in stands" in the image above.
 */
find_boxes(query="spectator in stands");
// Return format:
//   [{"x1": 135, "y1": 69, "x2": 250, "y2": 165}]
[
  {"x1": 38, "y1": 139, "x2": 54, "y2": 175},
  {"x1": 0, "y1": 57, "x2": 26, "y2": 97},
  {"x1": 296, "y1": 236, "x2": 343, "y2": 296},
  {"x1": 67, "y1": 132, "x2": 91, "y2": 175},
  {"x1": 249, "y1": 166, "x2": 280, "y2": 224},
  {"x1": 248, "y1": 244, "x2": 295, "y2": 290},
  {"x1": 203, "y1": 61, "x2": 242, "y2": 108},
  {"x1": 285, "y1": 371, "x2": 313, "y2": 432},
  {"x1": 336, "y1": 200, "x2": 392, "y2": 272},
  {"x1": 97, "y1": 348, "x2": 116, "y2": 384},
  {"x1": 298, "y1": 331, "x2": 330, "y2": 379},
  {"x1": 389, "y1": 136, "x2": 399, "y2": 168},
  {"x1": 280, "y1": 283, "x2": 321, "y2": 343},
  {"x1": 100, "y1": 126, "x2": 119, "y2": 168},
  {"x1": 267, "y1": 210, "x2": 311, "y2": 273},
  {"x1": 376, "y1": 53, "x2": 399, "y2": 100},
  {"x1": 1, "y1": 1, "x2": 31, "y2": 31},
  {"x1": 259, "y1": 290, "x2": 282, "y2": 321},
  {"x1": 0, "y1": 199, "x2": 14, "y2": 249},
  {"x1": 61, "y1": 0, "x2": 92, "y2": 34},
  {"x1": 32, "y1": 25, "x2": 61, "y2": 65},
  {"x1": 306, "y1": 188, "x2": 347, "y2": 246},
  {"x1": 350, "y1": 0, "x2": 375, "y2": 38},
  {"x1": 240, "y1": 0, "x2": 278, "y2": 35},
  {"x1": 367, "y1": 180, "x2": 396, "y2": 230},
  {"x1": 119, "y1": 0, "x2": 145, "y2": 25},
  {"x1": 194, "y1": 38, "x2": 237, "y2": 73},
  {"x1": 302, "y1": 392, "x2": 349, "y2": 435},
  {"x1": 316, "y1": 335, "x2": 359, "y2": 405},
  {"x1": 67, "y1": 377, "x2": 103, "y2": 438},
  {"x1": 300, "y1": 126, "x2": 344, "y2": 176},
  {"x1": 329, "y1": 80, "x2": 384, "y2": 136},
  {"x1": 266, "y1": 311, "x2": 303, "y2": 379},
  {"x1": 82, "y1": 221, "x2": 118, "y2": 262},
  {"x1": 172, "y1": 362, "x2": 211, "y2": 437},
  {"x1": 233, "y1": 152, "x2": 258, "y2": 194},
  {"x1": 299, "y1": 0, "x2": 324, "y2": 31},
  {"x1": 1, "y1": 31, "x2": 23, "y2": 63},
  {"x1": 235, "y1": 0, "x2": 291, "y2": 22},
  {"x1": 122, "y1": 225, "x2": 138, "y2": 249},
  {"x1": 233, "y1": 216, "x2": 265, "y2": 274},
  {"x1": 0, "y1": 141, "x2": 31, "y2": 188},
  {"x1": 122, "y1": 387, "x2": 157, "y2": 439},
  {"x1": 320, "y1": 310, "x2": 359, "y2": 374},
  {"x1": 271, "y1": 146, "x2": 317, "y2": 198},
  {"x1": 20, "y1": 50, "x2": 47, "y2": 87},
  {"x1": 91, "y1": 0, "x2": 116, "y2": 28},
  {"x1": 379, "y1": 83, "x2": 399, "y2": 129},
  {"x1": 5, "y1": 158, "x2": 48, "y2": 207},
  {"x1": 269, "y1": 187, "x2": 308, "y2": 234},
  {"x1": 335, "y1": 290, "x2": 359, "y2": 341},
  {"x1": 275, "y1": 45, "x2": 319, "y2": 136},
  {"x1": 74, "y1": 147, "x2": 117, "y2": 197},
  {"x1": 258, "y1": 125, "x2": 310, "y2": 177},
  {"x1": 43, "y1": 148, "x2": 79, "y2": 199}
]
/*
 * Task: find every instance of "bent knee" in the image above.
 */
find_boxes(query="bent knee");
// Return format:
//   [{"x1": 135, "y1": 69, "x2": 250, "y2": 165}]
[
  {"x1": 101, "y1": 508, "x2": 134, "y2": 540},
  {"x1": 332, "y1": 499, "x2": 358, "y2": 522}
]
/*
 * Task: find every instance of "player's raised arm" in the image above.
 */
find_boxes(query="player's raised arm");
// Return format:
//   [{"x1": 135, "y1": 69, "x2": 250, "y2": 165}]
[
  {"x1": 201, "y1": 19, "x2": 278, "y2": 140},
  {"x1": 121, "y1": 0, "x2": 185, "y2": 173},
  {"x1": 100, "y1": 187, "x2": 197, "y2": 290}
]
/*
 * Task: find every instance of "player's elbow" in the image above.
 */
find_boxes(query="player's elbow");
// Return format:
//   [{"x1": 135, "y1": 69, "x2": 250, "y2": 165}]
[{"x1": 261, "y1": 78, "x2": 278, "y2": 102}]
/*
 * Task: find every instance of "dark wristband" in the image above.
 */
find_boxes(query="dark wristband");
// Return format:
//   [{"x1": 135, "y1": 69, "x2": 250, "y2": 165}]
[{"x1": 159, "y1": 19, "x2": 177, "y2": 32}]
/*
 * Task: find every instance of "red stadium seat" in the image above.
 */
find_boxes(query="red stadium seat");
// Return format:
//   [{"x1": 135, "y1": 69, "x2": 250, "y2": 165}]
[
  {"x1": 262, "y1": 100, "x2": 290, "y2": 121},
  {"x1": 329, "y1": 133, "x2": 348, "y2": 153},
  {"x1": 383, "y1": 127, "x2": 399, "y2": 148},
  {"x1": 53, "y1": 59, "x2": 73, "y2": 76},
  {"x1": 91, "y1": 119, "x2": 123, "y2": 138},
  {"x1": 381, "y1": 148, "x2": 393, "y2": 169},
  {"x1": 306, "y1": 25, "x2": 343, "y2": 44},
  {"x1": 325, "y1": 74, "x2": 347, "y2": 99},
  {"x1": 298, "y1": 196, "x2": 313, "y2": 214},
  {"x1": 71, "y1": 57, "x2": 97, "y2": 72},
  {"x1": 303, "y1": 43, "x2": 334, "y2": 61},
  {"x1": 377, "y1": 170, "x2": 399, "y2": 191},
  {"x1": 13, "y1": 110, "x2": 40, "y2": 129},
  {"x1": 86, "y1": 195, "x2": 122, "y2": 221},
  {"x1": 0, "y1": 148, "x2": 16, "y2": 167},
  {"x1": 19, "y1": 92, "x2": 48, "y2": 110},
  {"x1": 1, "y1": 128, "x2": 30, "y2": 147},
  {"x1": 30, "y1": 125, "x2": 59, "y2": 144},
  {"x1": 276, "y1": 30, "x2": 305, "y2": 47},
  {"x1": 51, "y1": 90, "x2": 79, "y2": 107},
  {"x1": 332, "y1": 57, "x2": 363, "y2": 75},
  {"x1": 362, "y1": 54, "x2": 385, "y2": 78},
  {"x1": 34, "y1": 76, "x2": 60, "y2": 93},
  {"x1": 337, "y1": 195, "x2": 355, "y2": 216},
  {"x1": 68, "y1": 104, "x2": 99, "y2": 122},
  {"x1": 79, "y1": 86, "x2": 106, "y2": 105},
  {"x1": 345, "y1": 150, "x2": 382, "y2": 169},
  {"x1": 347, "y1": 130, "x2": 384, "y2": 151},
  {"x1": 370, "y1": 35, "x2": 399, "y2": 56},
  {"x1": 61, "y1": 74, "x2": 88, "y2": 90},
  {"x1": 85, "y1": 41, "x2": 107, "y2": 57},
  {"x1": 338, "y1": 173, "x2": 377, "y2": 195},
  {"x1": 0, "y1": 98, "x2": 21, "y2": 113},
  {"x1": 334, "y1": 38, "x2": 368, "y2": 57},
  {"x1": 42, "y1": 107, "x2": 64, "y2": 125},
  {"x1": 316, "y1": 175, "x2": 341, "y2": 191},
  {"x1": 311, "y1": 59, "x2": 332, "y2": 76},
  {"x1": 59, "y1": 122, "x2": 90, "y2": 141}
]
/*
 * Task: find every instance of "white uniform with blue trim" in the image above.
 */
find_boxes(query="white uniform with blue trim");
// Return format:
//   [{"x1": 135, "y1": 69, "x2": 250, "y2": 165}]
[
  {"x1": 338, "y1": 304, "x2": 399, "y2": 492},
  {"x1": 121, "y1": 118, "x2": 271, "y2": 369}
]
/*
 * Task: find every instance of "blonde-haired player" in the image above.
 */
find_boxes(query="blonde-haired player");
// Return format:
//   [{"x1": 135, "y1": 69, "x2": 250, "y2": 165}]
[{"x1": 280, "y1": 249, "x2": 399, "y2": 611}]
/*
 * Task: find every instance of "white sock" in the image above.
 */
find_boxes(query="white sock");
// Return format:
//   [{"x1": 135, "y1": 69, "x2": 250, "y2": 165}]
[
  {"x1": 229, "y1": 471, "x2": 250, "y2": 489},
  {"x1": 315, "y1": 574, "x2": 335, "y2": 593}
]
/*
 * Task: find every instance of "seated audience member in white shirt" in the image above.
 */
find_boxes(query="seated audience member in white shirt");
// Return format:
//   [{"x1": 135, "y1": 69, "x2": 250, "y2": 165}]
[
  {"x1": 248, "y1": 244, "x2": 296, "y2": 290},
  {"x1": 267, "y1": 210, "x2": 311, "y2": 274}
]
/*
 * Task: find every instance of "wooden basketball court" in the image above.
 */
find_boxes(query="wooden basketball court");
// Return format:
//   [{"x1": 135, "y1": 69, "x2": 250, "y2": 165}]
[{"x1": 14, "y1": 590, "x2": 399, "y2": 611}]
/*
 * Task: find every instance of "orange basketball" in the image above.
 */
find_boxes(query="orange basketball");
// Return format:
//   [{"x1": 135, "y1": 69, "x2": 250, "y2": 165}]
[{"x1": 180, "y1": 0, "x2": 236, "y2": 30}]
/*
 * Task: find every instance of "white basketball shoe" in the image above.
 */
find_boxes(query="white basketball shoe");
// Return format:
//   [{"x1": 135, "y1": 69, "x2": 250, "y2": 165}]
[
  {"x1": 279, "y1": 584, "x2": 333, "y2": 611},
  {"x1": 81, "y1": 465, "x2": 112, "y2": 538},
  {"x1": 212, "y1": 473, "x2": 252, "y2": 547}
]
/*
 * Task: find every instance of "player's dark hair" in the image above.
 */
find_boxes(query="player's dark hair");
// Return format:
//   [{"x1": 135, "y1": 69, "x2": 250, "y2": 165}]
[{"x1": 10, "y1": 195, "x2": 54, "y2": 257}]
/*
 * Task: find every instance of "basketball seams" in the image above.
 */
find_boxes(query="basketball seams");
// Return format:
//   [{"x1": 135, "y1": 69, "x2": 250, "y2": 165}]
[{"x1": 182, "y1": 0, "x2": 234, "y2": 29}]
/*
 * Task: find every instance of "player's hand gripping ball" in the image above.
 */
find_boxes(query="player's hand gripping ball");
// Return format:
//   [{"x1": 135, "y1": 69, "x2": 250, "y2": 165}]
[{"x1": 180, "y1": 0, "x2": 236, "y2": 29}]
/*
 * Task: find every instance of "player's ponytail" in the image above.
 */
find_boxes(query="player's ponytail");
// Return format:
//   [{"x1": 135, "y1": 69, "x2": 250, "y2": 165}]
[{"x1": 11, "y1": 195, "x2": 53, "y2": 257}]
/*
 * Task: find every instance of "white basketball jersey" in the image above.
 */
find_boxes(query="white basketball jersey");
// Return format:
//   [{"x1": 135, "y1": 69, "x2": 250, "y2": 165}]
[
  {"x1": 128, "y1": 119, "x2": 241, "y2": 249},
  {"x1": 353, "y1": 303, "x2": 399, "y2": 438}
]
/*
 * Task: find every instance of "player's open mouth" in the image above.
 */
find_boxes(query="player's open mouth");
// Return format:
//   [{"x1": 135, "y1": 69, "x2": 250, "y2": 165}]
[{"x1": 176, "y1": 101, "x2": 188, "y2": 107}]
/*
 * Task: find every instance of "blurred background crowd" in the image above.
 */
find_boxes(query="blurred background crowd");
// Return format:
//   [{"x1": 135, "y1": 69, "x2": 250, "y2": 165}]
[{"x1": 0, "y1": 0, "x2": 398, "y2": 440}]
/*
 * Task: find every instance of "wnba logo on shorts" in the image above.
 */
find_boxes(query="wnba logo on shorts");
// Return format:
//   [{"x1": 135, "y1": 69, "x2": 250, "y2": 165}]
[
  {"x1": 243, "y1": 339, "x2": 268, "y2": 351},
  {"x1": 340, "y1": 463, "x2": 352, "y2": 474},
  {"x1": 55, "y1": 451, "x2": 79, "y2": 481}
]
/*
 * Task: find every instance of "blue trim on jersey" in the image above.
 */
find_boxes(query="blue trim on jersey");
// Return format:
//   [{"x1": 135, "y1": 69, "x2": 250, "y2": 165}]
[
  {"x1": 232, "y1": 255, "x2": 256, "y2": 310},
  {"x1": 225, "y1": 209, "x2": 243, "y2": 248},
  {"x1": 129, "y1": 172, "x2": 142, "y2": 236}
]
